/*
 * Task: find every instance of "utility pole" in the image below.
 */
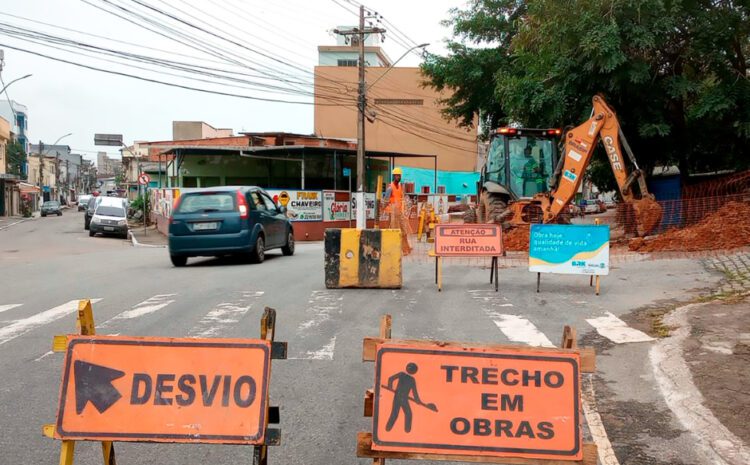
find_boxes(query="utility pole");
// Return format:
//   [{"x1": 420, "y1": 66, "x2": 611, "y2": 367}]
[
  {"x1": 335, "y1": 8, "x2": 385, "y2": 229},
  {"x1": 38, "y1": 140, "x2": 44, "y2": 201}
]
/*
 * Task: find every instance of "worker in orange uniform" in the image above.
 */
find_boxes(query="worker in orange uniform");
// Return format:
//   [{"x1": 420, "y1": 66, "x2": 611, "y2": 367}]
[{"x1": 384, "y1": 167, "x2": 412, "y2": 255}]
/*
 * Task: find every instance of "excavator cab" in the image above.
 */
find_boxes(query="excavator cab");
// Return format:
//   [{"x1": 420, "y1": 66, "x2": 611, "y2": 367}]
[{"x1": 479, "y1": 127, "x2": 562, "y2": 223}]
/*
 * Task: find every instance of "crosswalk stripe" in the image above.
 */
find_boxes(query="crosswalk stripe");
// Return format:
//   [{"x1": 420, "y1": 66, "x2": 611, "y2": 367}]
[
  {"x1": 0, "y1": 299, "x2": 103, "y2": 346},
  {"x1": 0, "y1": 304, "x2": 23, "y2": 314},
  {"x1": 586, "y1": 312, "x2": 654, "y2": 344},
  {"x1": 188, "y1": 291, "x2": 264, "y2": 337},
  {"x1": 491, "y1": 314, "x2": 555, "y2": 348},
  {"x1": 104, "y1": 294, "x2": 177, "y2": 323},
  {"x1": 289, "y1": 290, "x2": 342, "y2": 360},
  {"x1": 469, "y1": 290, "x2": 555, "y2": 348}
]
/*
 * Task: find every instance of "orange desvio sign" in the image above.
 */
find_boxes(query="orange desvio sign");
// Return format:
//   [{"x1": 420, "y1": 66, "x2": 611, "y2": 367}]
[
  {"x1": 434, "y1": 224, "x2": 503, "y2": 257},
  {"x1": 55, "y1": 335, "x2": 270, "y2": 444},
  {"x1": 372, "y1": 342, "x2": 581, "y2": 461}
]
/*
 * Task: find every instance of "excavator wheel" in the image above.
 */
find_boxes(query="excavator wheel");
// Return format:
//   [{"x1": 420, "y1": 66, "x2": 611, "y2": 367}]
[{"x1": 480, "y1": 190, "x2": 511, "y2": 225}]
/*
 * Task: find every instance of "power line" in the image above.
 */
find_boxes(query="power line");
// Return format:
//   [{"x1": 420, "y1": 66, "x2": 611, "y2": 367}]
[{"x1": 0, "y1": 42, "x2": 352, "y2": 106}]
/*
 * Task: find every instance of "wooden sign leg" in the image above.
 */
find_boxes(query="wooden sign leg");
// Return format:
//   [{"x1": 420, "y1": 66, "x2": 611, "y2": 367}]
[
  {"x1": 101, "y1": 441, "x2": 116, "y2": 465},
  {"x1": 59, "y1": 440, "x2": 75, "y2": 465},
  {"x1": 595, "y1": 276, "x2": 601, "y2": 296},
  {"x1": 495, "y1": 256, "x2": 499, "y2": 292},
  {"x1": 373, "y1": 315, "x2": 392, "y2": 465},
  {"x1": 74, "y1": 299, "x2": 118, "y2": 465},
  {"x1": 536, "y1": 272, "x2": 541, "y2": 293},
  {"x1": 437, "y1": 257, "x2": 443, "y2": 292}
]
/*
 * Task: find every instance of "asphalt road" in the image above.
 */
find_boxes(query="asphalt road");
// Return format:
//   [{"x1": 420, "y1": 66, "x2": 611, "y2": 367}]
[{"x1": 0, "y1": 211, "x2": 727, "y2": 464}]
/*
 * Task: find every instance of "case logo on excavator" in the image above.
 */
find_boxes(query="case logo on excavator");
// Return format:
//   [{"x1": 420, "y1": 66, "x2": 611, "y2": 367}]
[{"x1": 603, "y1": 136, "x2": 623, "y2": 171}]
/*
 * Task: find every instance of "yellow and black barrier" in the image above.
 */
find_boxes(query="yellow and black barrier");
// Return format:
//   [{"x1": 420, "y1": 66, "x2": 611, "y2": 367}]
[{"x1": 324, "y1": 228, "x2": 402, "y2": 289}]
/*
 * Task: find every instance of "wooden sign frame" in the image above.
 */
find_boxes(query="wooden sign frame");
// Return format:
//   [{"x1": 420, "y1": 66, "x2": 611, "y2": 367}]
[
  {"x1": 358, "y1": 316, "x2": 598, "y2": 465},
  {"x1": 43, "y1": 300, "x2": 286, "y2": 465}
]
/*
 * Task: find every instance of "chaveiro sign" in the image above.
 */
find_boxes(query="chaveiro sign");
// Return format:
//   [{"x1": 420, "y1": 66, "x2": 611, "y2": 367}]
[
  {"x1": 267, "y1": 190, "x2": 323, "y2": 222},
  {"x1": 55, "y1": 335, "x2": 270, "y2": 444},
  {"x1": 372, "y1": 342, "x2": 582, "y2": 460}
]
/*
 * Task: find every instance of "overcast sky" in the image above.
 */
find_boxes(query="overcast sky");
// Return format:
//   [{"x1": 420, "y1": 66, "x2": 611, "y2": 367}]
[{"x1": 0, "y1": 0, "x2": 462, "y2": 162}]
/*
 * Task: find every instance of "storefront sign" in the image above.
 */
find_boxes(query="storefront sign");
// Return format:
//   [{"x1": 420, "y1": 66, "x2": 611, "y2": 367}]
[
  {"x1": 529, "y1": 224, "x2": 610, "y2": 275},
  {"x1": 351, "y1": 193, "x2": 376, "y2": 220},
  {"x1": 267, "y1": 190, "x2": 323, "y2": 222},
  {"x1": 323, "y1": 190, "x2": 351, "y2": 222}
]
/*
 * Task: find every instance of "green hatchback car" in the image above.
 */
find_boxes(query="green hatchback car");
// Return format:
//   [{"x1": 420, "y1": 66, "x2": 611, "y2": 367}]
[{"x1": 168, "y1": 186, "x2": 295, "y2": 267}]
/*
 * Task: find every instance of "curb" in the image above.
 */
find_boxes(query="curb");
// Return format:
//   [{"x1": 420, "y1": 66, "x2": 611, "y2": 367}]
[
  {"x1": 0, "y1": 216, "x2": 36, "y2": 231},
  {"x1": 128, "y1": 230, "x2": 167, "y2": 248}
]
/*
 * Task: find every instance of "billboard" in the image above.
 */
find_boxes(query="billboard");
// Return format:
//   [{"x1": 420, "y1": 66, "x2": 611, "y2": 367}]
[{"x1": 267, "y1": 189, "x2": 323, "y2": 222}]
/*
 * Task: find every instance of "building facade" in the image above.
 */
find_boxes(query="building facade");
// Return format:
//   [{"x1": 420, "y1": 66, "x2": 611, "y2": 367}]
[
  {"x1": 172, "y1": 121, "x2": 234, "y2": 141},
  {"x1": 0, "y1": 100, "x2": 29, "y2": 154},
  {"x1": 314, "y1": 33, "x2": 479, "y2": 195}
]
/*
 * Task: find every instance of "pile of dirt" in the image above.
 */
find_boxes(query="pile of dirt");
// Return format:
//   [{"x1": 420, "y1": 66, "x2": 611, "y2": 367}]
[
  {"x1": 629, "y1": 201, "x2": 750, "y2": 252},
  {"x1": 504, "y1": 225, "x2": 530, "y2": 252}
]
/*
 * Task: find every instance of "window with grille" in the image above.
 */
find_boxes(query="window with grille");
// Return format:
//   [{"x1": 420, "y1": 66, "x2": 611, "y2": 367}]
[{"x1": 337, "y1": 59, "x2": 358, "y2": 67}]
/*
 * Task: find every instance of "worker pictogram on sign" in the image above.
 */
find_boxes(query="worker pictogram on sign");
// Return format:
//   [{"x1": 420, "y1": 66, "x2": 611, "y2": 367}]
[
  {"x1": 138, "y1": 173, "x2": 150, "y2": 185},
  {"x1": 55, "y1": 335, "x2": 271, "y2": 444},
  {"x1": 372, "y1": 343, "x2": 581, "y2": 461}
]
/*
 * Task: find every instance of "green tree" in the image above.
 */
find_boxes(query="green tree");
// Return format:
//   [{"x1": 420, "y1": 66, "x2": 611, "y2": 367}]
[
  {"x1": 423, "y1": 0, "x2": 750, "y2": 184},
  {"x1": 5, "y1": 141, "x2": 27, "y2": 179}
]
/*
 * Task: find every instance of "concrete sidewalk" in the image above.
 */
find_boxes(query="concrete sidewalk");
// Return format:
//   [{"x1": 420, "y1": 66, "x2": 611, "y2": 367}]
[
  {"x1": 0, "y1": 213, "x2": 38, "y2": 231},
  {"x1": 128, "y1": 224, "x2": 167, "y2": 247}
]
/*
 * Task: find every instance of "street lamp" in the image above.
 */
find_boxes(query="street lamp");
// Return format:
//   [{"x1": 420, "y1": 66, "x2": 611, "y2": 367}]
[
  {"x1": 367, "y1": 44, "x2": 429, "y2": 91},
  {"x1": 0, "y1": 73, "x2": 32, "y2": 95}
]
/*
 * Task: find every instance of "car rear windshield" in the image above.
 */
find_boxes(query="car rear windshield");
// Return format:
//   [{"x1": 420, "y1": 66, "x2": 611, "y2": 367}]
[
  {"x1": 176, "y1": 193, "x2": 236, "y2": 214},
  {"x1": 96, "y1": 206, "x2": 125, "y2": 217},
  {"x1": 44, "y1": 201, "x2": 59, "y2": 207}
]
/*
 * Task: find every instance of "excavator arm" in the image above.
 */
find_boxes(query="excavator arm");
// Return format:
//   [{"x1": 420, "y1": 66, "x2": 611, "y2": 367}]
[{"x1": 540, "y1": 95, "x2": 662, "y2": 235}]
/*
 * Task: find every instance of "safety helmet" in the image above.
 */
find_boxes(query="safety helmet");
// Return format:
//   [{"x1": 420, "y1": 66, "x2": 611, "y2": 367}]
[{"x1": 392, "y1": 167, "x2": 403, "y2": 176}]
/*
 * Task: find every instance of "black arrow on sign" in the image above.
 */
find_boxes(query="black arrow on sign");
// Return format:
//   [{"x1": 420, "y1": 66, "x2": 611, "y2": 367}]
[{"x1": 74, "y1": 360, "x2": 125, "y2": 415}]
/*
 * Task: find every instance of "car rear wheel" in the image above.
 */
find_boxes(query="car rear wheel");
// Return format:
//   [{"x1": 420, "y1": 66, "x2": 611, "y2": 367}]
[
  {"x1": 58, "y1": 212, "x2": 62, "y2": 216},
  {"x1": 41, "y1": 213, "x2": 46, "y2": 217},
  {"x1": 251, "y1": 236, "x2": 265, "y2": 263},
  {"x1": 170, "y1": 255, "x2": 188, "y2": 267},
  {"x1": 281, "y1": 231, "x2": 295, "y2": 256},
  {"x1": 88, "y1": 229, "x2": 95, "y2": 237}
]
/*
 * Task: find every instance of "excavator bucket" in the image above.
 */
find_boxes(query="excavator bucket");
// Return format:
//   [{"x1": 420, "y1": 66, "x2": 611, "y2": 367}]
[{"x1": 632, "y1": 197, "x2": 663, "y2": 236}]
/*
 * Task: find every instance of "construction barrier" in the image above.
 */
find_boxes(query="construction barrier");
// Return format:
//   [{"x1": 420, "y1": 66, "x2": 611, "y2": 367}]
[
  {"x1": 324, "y1": 228, "x2": 402, "y2": 289},
  {"x1": 43, "y1": 300, "x2": 286, "y2": 465},
  {"x1": 358, "y1": 315, "x2": 598, "y2": 465}
]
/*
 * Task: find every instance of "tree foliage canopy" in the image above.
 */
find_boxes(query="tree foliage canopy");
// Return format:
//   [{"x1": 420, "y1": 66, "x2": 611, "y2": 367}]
[
  {"x1": 422, "y1": 0, "x2": 750, "y2": 181},
  {"x1": 5, "y1": 141, "x2": 27, "y2": 179}
]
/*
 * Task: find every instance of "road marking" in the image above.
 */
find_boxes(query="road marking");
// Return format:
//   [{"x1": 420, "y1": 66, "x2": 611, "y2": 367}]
[
  {"x1": 298, "y1": 336, "x2": 336, "y2": 360},
  {"x1": 34, "y1": 350, "x2": 54, "y2": 362},
  {"x1": 469, "y1": 290, "x2": 554, "y2": 347},
  {"x1": 468, "y1": 291, "x2": 620, "y2": 464},
  {"x1": 582, "y1": 375, "x2": 621, "y2": 465},
  {"x1": 0, "y1": 304, "x2": 22, "y2": 314},
  {"x1": 0, "y1": 299, "x2": 103, "y2": 346},
  {"x1": 107, "y1": 294, "x2": 176, "y2": 322},
  {"x1": 586, "y1": 312, "x2": 654, "y2": 343},
  {"x1": 651, "y1": 303, "x2": 750, "y2": 465},
  {"x1": 291, "y1": 290, "x2": 342, "y2": 360},
  {"x1": 188, "y1": 291, "x2": 264, "y2": 337}
]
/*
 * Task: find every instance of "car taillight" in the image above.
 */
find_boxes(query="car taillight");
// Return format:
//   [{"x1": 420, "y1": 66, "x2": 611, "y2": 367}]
[
  {"x1": 170, "y1": 196, "x2": 183, "y2": 224},
  {"x1": 237, "y1": 191, "x2": 249, "y2": 219}
]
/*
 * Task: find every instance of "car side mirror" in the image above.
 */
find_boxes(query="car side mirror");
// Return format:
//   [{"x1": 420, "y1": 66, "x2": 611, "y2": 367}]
[{"x1": 279, "y1": 206, "x2": 287, "y2": 214}]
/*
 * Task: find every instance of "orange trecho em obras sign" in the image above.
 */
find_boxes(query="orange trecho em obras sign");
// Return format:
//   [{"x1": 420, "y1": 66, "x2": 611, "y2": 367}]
[
  {"x1": 434, "y1": 224, "x2": 503, "y2": 257},
  {"x1": 55, "y1": 335, "x2": 271, "y2": 444},
  {"x1": 372, "y1": 342, "x2": 582, "y2": 461}
]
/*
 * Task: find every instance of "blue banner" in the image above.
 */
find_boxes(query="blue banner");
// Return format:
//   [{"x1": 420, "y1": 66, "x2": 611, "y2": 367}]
[{"x1": 529, "y1": 224, "x2": 609, "y2": 275}]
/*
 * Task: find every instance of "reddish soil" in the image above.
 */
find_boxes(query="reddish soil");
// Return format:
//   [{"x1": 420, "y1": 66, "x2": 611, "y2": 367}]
[
  {"x1": 629, "y1": 201, "x2": 750, "y2": 252},
  {"x1": 504, "y1": 225, "x2": 530, "y2": 252}
]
